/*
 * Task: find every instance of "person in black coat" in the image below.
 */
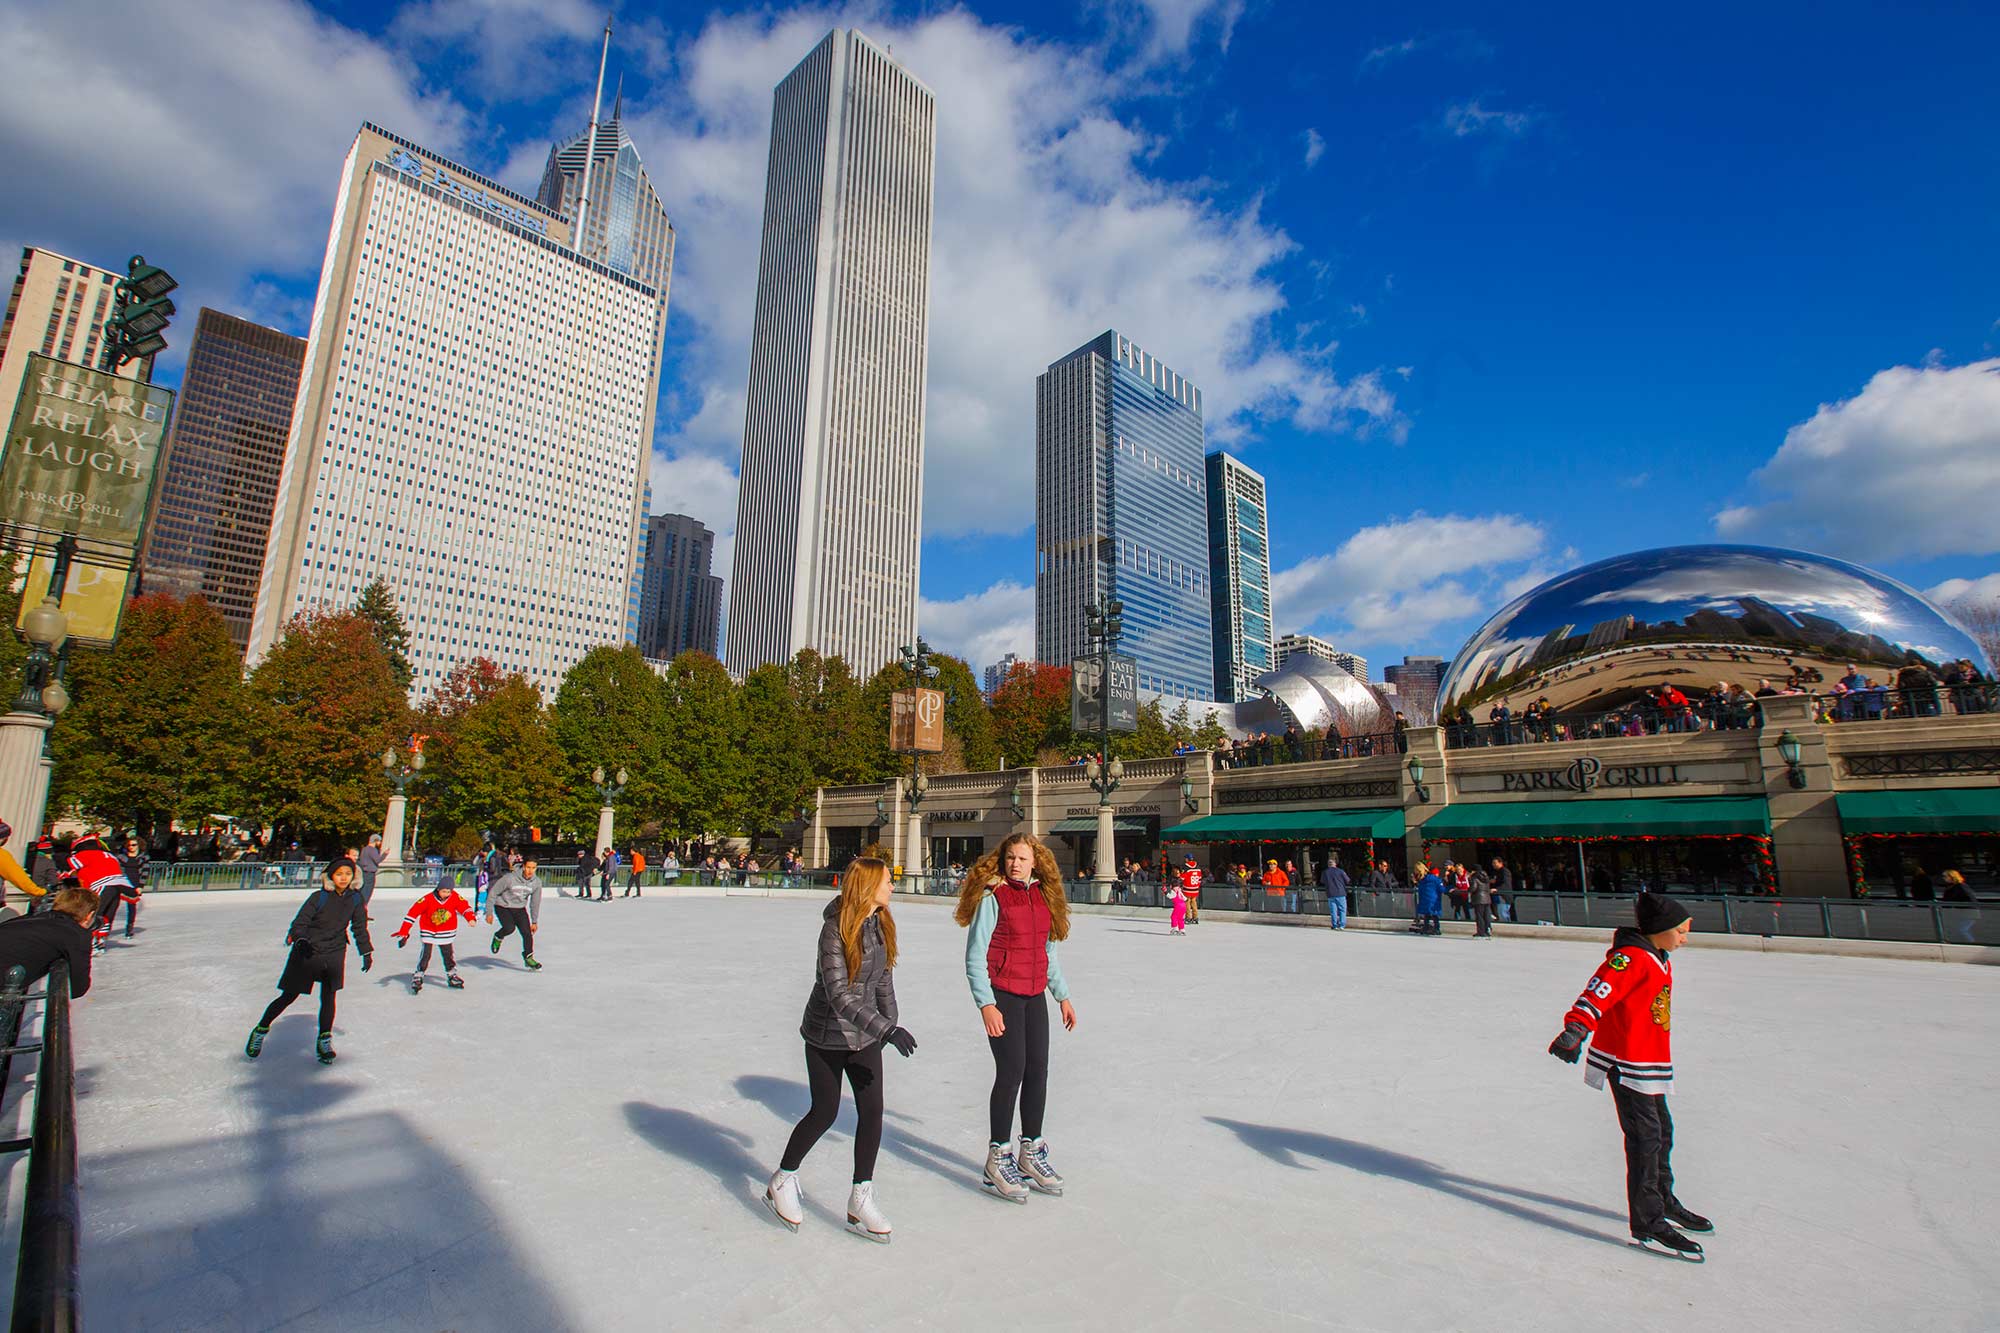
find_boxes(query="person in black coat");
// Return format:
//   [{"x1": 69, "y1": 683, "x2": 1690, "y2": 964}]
[
  {"x1": 246, "y1": 859, "x2": 373, "y2": 1064},
  {"x1": 0, "y1": 889, "x2": 97, "y2": 997},
  {"x1": 574, "y1": 848, "x2": 596, "y2": 900},
  {"x1": 114, "y1": 835, "x2": 148, "y2": 938}
]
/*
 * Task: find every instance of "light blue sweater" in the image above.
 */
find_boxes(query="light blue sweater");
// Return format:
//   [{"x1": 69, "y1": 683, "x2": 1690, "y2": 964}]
[{"x1": 964, "y1": 890, "x2": 1070, "y2": 1007}]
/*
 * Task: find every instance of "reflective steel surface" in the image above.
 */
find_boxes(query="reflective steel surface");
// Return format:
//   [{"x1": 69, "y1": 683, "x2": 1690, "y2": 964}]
[
  {"x1": 1437, "y1": 544, "x2": 1993, "y2": 716},
  {"x1": 1251, "y1": 654, "x2": 1398, "y2": 736}
]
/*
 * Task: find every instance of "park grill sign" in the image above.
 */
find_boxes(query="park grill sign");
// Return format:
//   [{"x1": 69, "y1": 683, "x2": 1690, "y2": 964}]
[
  {"x1": 1498, "y1": 756, "x2": 1688, "y2": 794},
  {"x1": 891, "y1": 687, "x2": 947, "y2": 753},
  {"x1": 2, "y1": 353, "x2": 173, "y2": 546}
]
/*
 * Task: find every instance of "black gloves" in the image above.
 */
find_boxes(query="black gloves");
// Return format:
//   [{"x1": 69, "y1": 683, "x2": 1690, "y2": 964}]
[
  {"x1": 361, "y1": 953, "x2": 373, "y2": 973},
  {"x1": 290, "y1": 938, "x2": 312, "y2": 955},
  {"x1": 397, "y1": 935, "x2": 409, "y2": 948},
  {"x1": 886, "y1": 1027, "x2": 918, "y2": 1058},
  {"x1": 1548, "y1": 1021, "x2": 1588, "y2": 1063}
]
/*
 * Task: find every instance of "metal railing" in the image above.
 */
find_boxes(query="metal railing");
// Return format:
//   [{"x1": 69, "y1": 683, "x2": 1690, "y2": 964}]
[
  {"x1": 1444, "y1": 703, "x2": 1763, "y2": 749},
  {"x1": 4, "y1": 958, "x2": 80, "y2": 1331},
  {"x1": 1211, "y1": 731, "x2": 1404, "y2": 769},
  {"x1": 1811, "y1": 681, "x2": 1996, "y2": 722}
]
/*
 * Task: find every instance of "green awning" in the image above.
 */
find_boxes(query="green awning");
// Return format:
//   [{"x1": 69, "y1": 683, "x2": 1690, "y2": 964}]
[
  {"x1": 1047, "y1": 816, "x2": 1151, "y2": 835},
  {"x1": 1163, "y1": 808, "x2": 1405, "y2": 843},
  {"x1": 1418, "y1": 796, "x2": 1771, "y2": 840},
  {"x1": 1836, "y1": 789, "x2": 2000, "y2": 835}
]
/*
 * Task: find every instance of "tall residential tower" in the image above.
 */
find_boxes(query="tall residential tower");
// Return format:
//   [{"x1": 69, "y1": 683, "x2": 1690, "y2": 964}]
[
  {"x1": 725, "y1": 29, "x2": 937, "y2": 679},
  {"x1": 1205, "y1": 450, "x2": 1273, "y2": 702},
  {"x1": 1036, "y1": 331, "x2": 1213, "y2": 703},
  {"x1": 0, "y1": 246, "x2": 153, "y2": 418},
  {"x1": 637, "y1": 511, "x2": 722, "y2": 661}
]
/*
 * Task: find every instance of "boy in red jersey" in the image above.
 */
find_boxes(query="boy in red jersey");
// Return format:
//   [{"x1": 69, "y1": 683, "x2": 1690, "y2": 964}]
[
  {"x1": 64, "y1": 833, "x2": 132, "y2": 954},
  {"x1": 393, "y1": 880, "x2": 476, "y2": 993},
  {"x1": 1548, "y1": 891, "x2": 1711, "y2": 1262}
]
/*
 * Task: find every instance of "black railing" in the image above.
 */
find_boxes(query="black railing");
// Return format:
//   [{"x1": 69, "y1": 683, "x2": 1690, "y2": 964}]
[
  {"x1": 1811, "y1": 681, "x2": 1997, "y2": 723},
  {"x1": 7, "y1": 958, "x2": 79, "y2": 1331},
  {"x1": 1444, "y1": 702, "x2": 1764, "y2": 749},
  {"x1": 1211, "y1": 731, "x2": 1404, "y2": 769}
]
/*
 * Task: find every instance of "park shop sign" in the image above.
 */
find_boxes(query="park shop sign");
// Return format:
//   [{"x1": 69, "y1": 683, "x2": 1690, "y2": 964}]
[
  {"x1": 928, "y1": 809, "x2": 982, "y2": 824},
  {"x1": 1498, "y1": 757, "x2": 1686, "y2": 794}
]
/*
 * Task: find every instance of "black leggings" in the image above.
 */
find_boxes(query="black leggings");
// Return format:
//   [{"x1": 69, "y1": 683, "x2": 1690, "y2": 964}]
[
  {"x1": 493, "y1": 907, "x2": 534, "y2": 958},
  {"x1": 260, "y1": 986, "x2": 337, "y2": 1034},
  {"x1": 779, "y1": 1042, "x2": 884, "y2": 1182},
  {"x1": 416, "y1": 942, "x2": 458, "y2": 974},
  {"x1": 987, "y1": 988, "x2": 1050, "y2": 1143},
  {"x1": 1611, "y1": 1075, "x2": 1676, "y2": 1233}
]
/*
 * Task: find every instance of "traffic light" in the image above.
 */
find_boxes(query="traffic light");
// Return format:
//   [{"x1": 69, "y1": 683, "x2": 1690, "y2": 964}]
[{"x1": 100, "y1": 254, "x2": 177, "y2": 371}]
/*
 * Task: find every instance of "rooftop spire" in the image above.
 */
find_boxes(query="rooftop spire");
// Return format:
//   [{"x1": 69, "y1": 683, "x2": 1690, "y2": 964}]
[{"x1": 611, "y1": 73, "x2": 623, "y2": 124}]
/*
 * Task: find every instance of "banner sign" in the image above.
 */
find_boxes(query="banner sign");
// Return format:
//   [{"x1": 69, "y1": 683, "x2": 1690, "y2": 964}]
[
  {"x1": 891, "y1": 687, "x2": 947, "y2": 753},
  {"x1": 13, "y1": 548, "x2": 135, "y2": 648},
  {"x1": 1, "y1": 354, "x2": 173, "y2": 545},
  {"x1": 1071, "y1": 654, "x2": 1140, "y2": 734}
]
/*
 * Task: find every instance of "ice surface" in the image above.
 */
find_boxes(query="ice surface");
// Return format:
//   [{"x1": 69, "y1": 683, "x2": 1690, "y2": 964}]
[{"x1": 48, "y1": 889, "x2": 2000, "y2": 1330}]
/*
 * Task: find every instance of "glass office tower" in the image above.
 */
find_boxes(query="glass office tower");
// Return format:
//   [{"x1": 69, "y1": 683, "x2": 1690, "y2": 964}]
[{"x1": 1206, "y1": 450, "x2": 1273, "y2": 702}]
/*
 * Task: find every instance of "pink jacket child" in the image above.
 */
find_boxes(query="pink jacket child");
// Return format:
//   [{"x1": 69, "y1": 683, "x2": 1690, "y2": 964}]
[{"x1": 1167, "y1": 880, "x2": 1189, "y2": 935}]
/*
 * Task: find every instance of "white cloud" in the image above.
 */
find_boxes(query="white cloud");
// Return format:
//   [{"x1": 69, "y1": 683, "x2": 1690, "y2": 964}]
[
  {"x1": 1302, "y1": 127, "x2": 1326, "y2": 168},
  {"x1": 1715, "y1": 359, "x2": 2000, "y2": 561},
  {"x1": 1360, "y1": 29, "x2": 1492, "y2": 72},
  {"x1": 1271, "y1": 512, "x2": 1547, "y2": 640},
  {"x1": 389, "y1": 0, "x2": 604, "y2": 96},
  {"x1": 1442, "y1": 100, "x2": 1537, "y2": 137},
  {"x1": 629, "y1": 7, "x2": 1402, "y2": 539},
  {"x1": 1123, "y1": 0, "x2": 1245, "y2": 59},
  {"x1": 1928, "y1": 573, "x2": 2000, "y2": 610},
  {"x1": 0, "y1": 0, "x2": 471, "y2": 369},
  {"x1": 918, "y1": 580, "x2": 1035, "y2": 670}
]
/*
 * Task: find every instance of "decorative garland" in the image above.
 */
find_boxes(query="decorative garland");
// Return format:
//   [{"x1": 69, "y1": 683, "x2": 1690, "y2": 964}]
[
  {"x1": 1844, "y1": 836, "x2": 1869, "y2": 898},
  {"x1": 1415, "y1": 832, "x2": 1779, "y2": 892}
]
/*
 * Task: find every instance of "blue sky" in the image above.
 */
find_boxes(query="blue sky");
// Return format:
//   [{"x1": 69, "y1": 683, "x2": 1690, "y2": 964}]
[{"x1": 4, "y1": 0, "x2": 1997, "y2": 676}]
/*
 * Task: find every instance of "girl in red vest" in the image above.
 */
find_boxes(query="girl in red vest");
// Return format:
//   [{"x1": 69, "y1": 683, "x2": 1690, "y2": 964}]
[{"x1": 954, "y1": 833, "x2": 1076, "y2": 1203}]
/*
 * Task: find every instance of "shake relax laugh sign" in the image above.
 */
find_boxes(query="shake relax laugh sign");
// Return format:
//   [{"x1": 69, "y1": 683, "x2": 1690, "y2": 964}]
[{"x1": 2, "y1": 353, "x2": 172, "y2": 546}]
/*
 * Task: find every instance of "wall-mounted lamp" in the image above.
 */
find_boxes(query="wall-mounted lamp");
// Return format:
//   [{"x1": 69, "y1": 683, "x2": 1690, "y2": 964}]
[
  {"x1": 1776, "y1": 729, "x2": 1806, "y2": 789},
  {"x1": 1180, "y1": 774, "x2": 1200, "y2": 812},
  {"x1": 1010, "y1": 780, "x2": 1028, "y2": 821},
  {"x1": 1407, "y1": 754, "x2": 1430, "y2": 804}
]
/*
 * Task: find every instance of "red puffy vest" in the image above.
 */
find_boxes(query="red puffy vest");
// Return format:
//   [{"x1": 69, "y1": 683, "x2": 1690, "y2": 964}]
[{"x1": 987, "y1": 880, "x2": 1051, "y2": 996}]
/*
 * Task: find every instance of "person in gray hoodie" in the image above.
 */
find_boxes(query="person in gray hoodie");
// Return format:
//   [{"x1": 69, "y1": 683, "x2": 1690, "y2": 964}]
[
  {"x1": 764, "y1": 857, "x2": 916, "y2": 1243},
  {"x1": 484, "y1": 858, "x2": 544, "y2": 970}
]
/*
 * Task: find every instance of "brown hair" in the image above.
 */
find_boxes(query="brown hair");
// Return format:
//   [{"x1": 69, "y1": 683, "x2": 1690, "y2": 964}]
[
  {"x1": 838, "y1": 857, "x2": 897, "y2": 978},
  {"x1": 50, "y1": 888, "x2": 97, "y2": 925},
  {"x1": 953, "y1": 833, "x2": 1069, "y2": 941}
]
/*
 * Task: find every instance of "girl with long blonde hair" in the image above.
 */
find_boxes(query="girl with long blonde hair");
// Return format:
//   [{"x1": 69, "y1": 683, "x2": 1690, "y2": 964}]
[
  {"x1": 764, "y1": 857, "x2": 916, "y2": 1242},
  {"x1": 954, "y1": 832, "x2": 1078, "y2": 1203}
]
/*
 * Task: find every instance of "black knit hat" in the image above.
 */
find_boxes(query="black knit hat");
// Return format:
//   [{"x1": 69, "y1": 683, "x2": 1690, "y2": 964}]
[
  {"x1": 1636, "y1": 890, "x2": 1691, "y2": 935},
  {"x1": 325, "y1": 856, "x2": 359, "y2": 881}
]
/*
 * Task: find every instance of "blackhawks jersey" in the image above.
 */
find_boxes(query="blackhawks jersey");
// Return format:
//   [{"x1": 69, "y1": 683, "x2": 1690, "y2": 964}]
[
  {"x1": 66, "y1": 845, "x2": 132, "y2": 895},
  {"x1": 394, "y1": 889, "x2": 476, "y2": 943},
  {"x1": 1563, "y1": 927, "x2": 1675, "y2": 1096}
]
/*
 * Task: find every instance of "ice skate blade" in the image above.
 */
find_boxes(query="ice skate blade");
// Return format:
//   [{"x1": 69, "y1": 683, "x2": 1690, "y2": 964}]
[
  {"x1": 846, "y1": 1218, "x2": 892, "y2": 1244},
  {"x1": 1024, "y1": 1179, "x2": 1064, "y2": 1196},
  {"x1": 1630, "y1": 1236, "x2": 1704, "y2": 1263},
  {"x1": 762, "y1": 1190, "x2": 801, "y2": 1232},
  {"x1": 980, "y1": 1178, "x2": 1029, "y2": 1204}
]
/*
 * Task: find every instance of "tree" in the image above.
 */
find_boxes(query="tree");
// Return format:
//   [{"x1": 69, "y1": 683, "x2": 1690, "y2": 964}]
[
  {"x1": 0, "y1": 561, "x2": 26, "y2": 695},
  {"x1": 1193, "y1": 708, "x2": 1229, "y2": 749},
  {"x1": 1947, "y1": 595, "x2": 2000, "y2": 671},
  {"x1": 353, "y1": 578, "x2": 413, "y2": 692},
  {"x1": 990, "y1": 662, "x2": 1073, "y2": 767},
  {"x1": 734, "y1": 663, "x2": 812, "y2": 845},
  {"x1": 1116, "y1": 699, "x2": 1176, "y2": 761},
  {"x1": 931, "y1": 654, "x2": 999, "y2": 774},
  {"x1": 243, "y1": 609, "x2": 410, "y2": 849},
  {"x1": 424, "y1": 656, "x2": 508, "y2": 723},
  {"x1": 785, "y1": 650, "x2": 876, "y2": 786},
  {"x1": 425, "y1": 674, "x2": 566, "y2": 841},
  {"x1": 550, "y1": 645, "x2": 667, "y2": 837},
  {"x1": 658, "y1": 651, "x2": 740, "y2": 840},
  {"x1": 49, "y1": 593, "x2": 250, "y2": 834}
]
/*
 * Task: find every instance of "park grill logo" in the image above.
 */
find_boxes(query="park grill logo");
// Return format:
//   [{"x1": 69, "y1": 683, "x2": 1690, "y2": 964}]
[{"x1": 1499, "y1": 756, "x2": 1688, "y2": 794}]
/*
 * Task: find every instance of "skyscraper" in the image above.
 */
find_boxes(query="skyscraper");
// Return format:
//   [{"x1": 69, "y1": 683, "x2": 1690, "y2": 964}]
[
  {"x1": 1382, "y1": 655, "x2": 1449, "y2": 723},
  {"x1": 0, "y1": 246, "x2": 152, "y2": 418},
  {"x1": 726, "y1": 29, "x2": 937, "y2": 679},
  {"x1": 1205, "y1": 450, "x2": 1273, "y2": 702},
  {"x1": 1273, "y1": 632, "x2": 1368, "y2": 681},
  {"x1": 139, "y1": 308, "x2": 307, "y2": 648},
  {"x1": 983, "y1": 653, "x2": 1024, "y2": 699},
  {"x1": 1036, "y1": 331, "x2": 1213, "y2": 703},
  {"x1": 249, "y1": 124, "x2": 663, "y2": 699},
  {"x1": 637, "y1": 511, "x2": 722, "y2": 661}
]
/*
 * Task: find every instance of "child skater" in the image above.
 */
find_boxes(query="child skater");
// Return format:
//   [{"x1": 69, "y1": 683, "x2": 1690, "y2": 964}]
[
  {"x1": 764, "y1": 857, "x2": 917, "y2": 1242},
  {"x1": 247, "y1": 857, "x2": 373, "y2": 1063},
  {"x1": 393, "y1": 877, "x2": 477, "y2": 992},
  {"x1": 954, "y1": 833, "x2": 1077, "y2": 1203},
  {"x1": 484, "y1": 858, "x2": 544, "y2": 969},
  {"x1": 1548, "y1": 891, "x2": 1711, "y2": 1261},
  {"x1": 1166, "y1": 869, "x2": 1189, "y2": 936}
]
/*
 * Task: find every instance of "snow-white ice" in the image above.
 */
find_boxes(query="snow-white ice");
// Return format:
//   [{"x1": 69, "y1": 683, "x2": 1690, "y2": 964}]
[{"x1": 30, "y1": 889, "x2": 2000, "y2": 1330}]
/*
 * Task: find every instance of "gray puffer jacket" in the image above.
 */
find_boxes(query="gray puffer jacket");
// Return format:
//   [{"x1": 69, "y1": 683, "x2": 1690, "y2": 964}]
[{"x1": 799, "y1": 898, "x2": 898, "y2": 1051}]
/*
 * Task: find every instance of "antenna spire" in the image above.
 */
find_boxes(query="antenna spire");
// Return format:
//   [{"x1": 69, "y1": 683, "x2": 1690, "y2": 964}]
[{"x1": 574, "y1": 16, "x2": 613, "y2": 255}]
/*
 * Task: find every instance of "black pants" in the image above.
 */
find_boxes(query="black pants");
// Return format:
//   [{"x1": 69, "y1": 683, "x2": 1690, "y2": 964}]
[
  {"x1": 987, "y1": 988, "x2": 1050, "y2": 1143},
  {"x1": 260, "y1": 986, "x2": 337, "y2": 1035},
  {"x1": 415, "y1": 942, "x2": 458, "y2": 974},
  {"x1": 780, "y1": 1041, "x2": 884, "y2": 1182},
  {"x1": 493, "y1": 907, "x2": 534, "y2": 959},
  {"x1": 1610, "y1": 1075, "x2": 1676, "y2": 1233},
  {"x1": 624, "y1": 872, "x2": 642, "y2": 897},
  {"x1": 1473, "y1": 902, "x2": 1492, "y2": 936},
  {"x1": 598, "y1": 872, "x2": 612, "y2": 900}
]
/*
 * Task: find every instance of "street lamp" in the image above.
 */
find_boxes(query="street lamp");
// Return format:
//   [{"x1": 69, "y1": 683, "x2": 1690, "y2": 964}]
[
  {"x1": 897, "y1": 639, "x2": 941, "y2": 875},
  {"x1": 1776, "y1": 730, "x2": 1806, "y2": 789},
  {"x1": 1406, "y1": 754, "x2": 1430, "y2": 804},
  {"x1": 14, "y1": 599, "x2": 69, "y2": 716},
  {"x1": 1082, "y1": 596, "x2": 1125, "y2": 895},
  {"x1": 590, "y1": 766, "x2": 629, "y2": 860},
  {"x1": 380, "y1": 745, "x2": 425, "y2": 865}
]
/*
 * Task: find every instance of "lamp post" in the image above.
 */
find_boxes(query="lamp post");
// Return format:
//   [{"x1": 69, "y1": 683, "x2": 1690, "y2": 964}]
[
  {"x1": 897, "y1": 639, "x2": 941, "y2": 877},
  {"x1": 591, "y1": 765, "x2": 629, "y2": 859},
  {"x1": 0, "y1": 596, "x2": 71, "y2": 873},
  {"x1": 1083, "y1": 595, "x2": 1125, "y2": 897},
  {"x1": 380, "y1": 745, "x2": 425, "y2": 866}
]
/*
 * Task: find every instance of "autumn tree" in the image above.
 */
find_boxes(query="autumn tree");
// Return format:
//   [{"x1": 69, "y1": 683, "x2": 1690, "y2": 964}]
[{"x1": 990, "y1": 662, "x2": 1074, "y2": 766}]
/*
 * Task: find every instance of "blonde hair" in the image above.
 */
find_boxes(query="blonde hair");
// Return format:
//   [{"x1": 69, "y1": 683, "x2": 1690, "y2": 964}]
[
  {"x1": 838, "y1": 857, "x2": 897, "y2": 978},
  {"x1": 953, "y1": 833, "x2": 1069, "y2": 941}
]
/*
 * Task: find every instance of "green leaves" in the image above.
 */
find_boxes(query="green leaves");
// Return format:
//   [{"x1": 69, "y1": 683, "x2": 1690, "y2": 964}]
[{"x1": 352, "y1": 578, "x2": 413, "y2": 692}]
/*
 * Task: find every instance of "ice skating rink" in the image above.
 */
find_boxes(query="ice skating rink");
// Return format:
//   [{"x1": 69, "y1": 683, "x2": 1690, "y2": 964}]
[{"x1": 43, "y1": 890, "x2": 2000, "y2": 1331}]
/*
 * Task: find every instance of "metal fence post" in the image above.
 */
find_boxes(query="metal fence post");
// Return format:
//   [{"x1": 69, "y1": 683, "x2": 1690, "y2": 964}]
[
  {"x1": 1721, "y1": 896, "x2": 1734, "y2": 934},
  {"x1": 1932, "y1": 903, "x2": 1944, "y2": 945},
  {"x1": 1819, "y1": 898, "x2": 1833, "y2": 939},
  {"x1": 1552, "y1": 893, "x2": 1562, "y2": 927}
]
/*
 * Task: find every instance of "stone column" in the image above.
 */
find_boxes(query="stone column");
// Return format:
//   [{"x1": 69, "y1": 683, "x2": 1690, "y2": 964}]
[
  {"x1": 380, "y1": 793, "x2": 407, "y2": 866},
  {"x1": 1092, "y1": 801, "x2": 1117, "y2": 902},
  {"x1": 1757, "y1": 695, "x2": 1847, "y2": 897},
  {"x1": 0, "y1": 711, "x2": 51, "y2": 867},
  {"x1": 595, "y1": 804, "x2": 616, "y2": 860},
  {"x1": 29, "y1": 754, "x2": 55, "y2": 851},
  {"x1": 1401, "y1": 724, "x2": 1447, "y2": 871},
  {"x1": 907, "y1": 809, "x2": 925, "y2": 875}
]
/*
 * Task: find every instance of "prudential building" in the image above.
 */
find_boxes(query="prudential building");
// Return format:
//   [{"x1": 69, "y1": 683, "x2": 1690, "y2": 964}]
[{"x1": 248, "y1": 124, "x2": 662, "y2": 699}]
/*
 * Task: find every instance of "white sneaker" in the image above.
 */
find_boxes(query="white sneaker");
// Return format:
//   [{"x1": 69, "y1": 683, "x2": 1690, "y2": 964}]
[
  {"x1": 1017, "y1": 1136, "x2": 1065, "y2": 1195},
  {"x1": 846, "y1": 1181, "x2": 891, "y2": 1243},
  {"x1": 982, "y1": 1140, "x2": 1030, "y2": 1203},
  {"x1": 764, "y1": 1169, "x2": 803, "y2": 1231}
]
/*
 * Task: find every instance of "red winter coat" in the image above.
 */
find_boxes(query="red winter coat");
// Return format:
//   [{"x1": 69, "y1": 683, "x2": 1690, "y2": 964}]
[
  {"x1": 1564, "y1": 927, "x2": 1676, "y2": 1095},
  {"x1": 394, "y1": 889, "x2": 476, "y2": 943},
  {"x1": 987, "y1": 880, "x2": 1051, "y2": 996},
  {"x1": 66, "y1": 846, "x2": 131, "y2": 895}
]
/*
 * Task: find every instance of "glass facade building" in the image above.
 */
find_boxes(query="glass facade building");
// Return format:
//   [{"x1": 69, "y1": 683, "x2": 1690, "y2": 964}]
[
  {"x1": 1037, "y1": 330, "x2": 1213, "y2": 703},
  {"x1": 1205, "y1": 450, "x2": 1273, "y2": 702},
  {"x1": 139, "y1": 308, "x2": 308, "y2": 649},
  {"x1": 638, "y1": 510, "x2": 722, "y2": 661}
]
